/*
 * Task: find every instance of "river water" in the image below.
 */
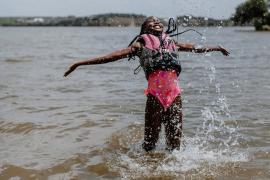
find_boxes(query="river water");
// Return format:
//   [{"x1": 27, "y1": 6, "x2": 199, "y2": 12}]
[{"x1": 0, "y1": 26, "x2": 269, "y2": 179}]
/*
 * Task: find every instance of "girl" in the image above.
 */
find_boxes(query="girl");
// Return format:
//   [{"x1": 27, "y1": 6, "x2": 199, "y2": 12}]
[{"x1": 64, "y1": 16, "x2": 229, "y2": 152}]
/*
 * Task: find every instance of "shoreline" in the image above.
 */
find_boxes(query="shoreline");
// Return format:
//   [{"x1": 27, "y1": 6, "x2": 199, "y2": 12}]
[{"x1": 0, "y1": 13, "x2": 231, "y2": 27}]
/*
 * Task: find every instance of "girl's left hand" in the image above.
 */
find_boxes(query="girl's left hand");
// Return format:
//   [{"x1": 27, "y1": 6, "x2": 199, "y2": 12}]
[
  {"x1": 218, "y1": 45, "x2": 230, "y2": 56},
  {"x1": 64, "y1": 63, "x2": 78, "y2": 77}
]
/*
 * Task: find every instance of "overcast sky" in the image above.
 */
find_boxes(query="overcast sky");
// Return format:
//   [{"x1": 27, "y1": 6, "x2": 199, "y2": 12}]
[{"x1": 0, "y1": 0, "x2": 246, "y2": 19}]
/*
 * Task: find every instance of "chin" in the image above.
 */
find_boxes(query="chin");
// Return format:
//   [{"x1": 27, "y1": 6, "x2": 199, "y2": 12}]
[{"x1": 150, "y1": 30, "x2": 163, "y2": 36}]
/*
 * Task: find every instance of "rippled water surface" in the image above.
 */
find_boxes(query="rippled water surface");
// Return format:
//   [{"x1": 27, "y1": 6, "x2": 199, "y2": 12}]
[{"x1": 0, "y1": 26, "x2": 270, "y2": 179}]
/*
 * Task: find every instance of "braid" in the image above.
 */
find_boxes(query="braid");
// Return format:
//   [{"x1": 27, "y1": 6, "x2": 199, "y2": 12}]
[{"x1": 140, "y1": 22, "x2": 147, "y2": 35}]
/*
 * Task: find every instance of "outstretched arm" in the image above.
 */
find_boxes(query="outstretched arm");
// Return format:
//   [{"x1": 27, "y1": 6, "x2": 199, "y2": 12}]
[
  {"x1": 175, "y1": 42, "x2": 230, "y2": 56},
  {"x1": 64, "y1": 43, "x2": 141, "y2": 77}
]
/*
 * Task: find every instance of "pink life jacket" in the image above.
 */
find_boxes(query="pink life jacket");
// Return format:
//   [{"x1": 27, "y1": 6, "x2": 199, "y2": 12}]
[{"x1": 141, "y1": 33, "x2": 176, "y2": 50}]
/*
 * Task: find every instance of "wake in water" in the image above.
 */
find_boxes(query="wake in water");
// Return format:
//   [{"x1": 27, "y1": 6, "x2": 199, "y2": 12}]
[{"x1": 103, "y1": 60, "x2": 248, "y2": 179}]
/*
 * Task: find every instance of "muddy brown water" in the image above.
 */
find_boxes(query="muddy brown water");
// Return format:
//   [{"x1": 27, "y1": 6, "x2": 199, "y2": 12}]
[{"x1": 0, "y1": 26, "x2": 270, "y2": 179}]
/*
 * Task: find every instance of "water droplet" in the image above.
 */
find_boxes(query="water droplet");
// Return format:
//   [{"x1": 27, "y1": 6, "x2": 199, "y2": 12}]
[{"x1": 201, "y1": 36, "x2": 207, "y2": 41}]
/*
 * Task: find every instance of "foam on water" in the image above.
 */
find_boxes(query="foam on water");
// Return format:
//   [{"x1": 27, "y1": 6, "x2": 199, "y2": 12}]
[
  {"x1": 104, "y1": 60, "x2": 248, "y2": 179},
  {"x1": 108, "y1": 129, "x2": 247, "y2": 179}
]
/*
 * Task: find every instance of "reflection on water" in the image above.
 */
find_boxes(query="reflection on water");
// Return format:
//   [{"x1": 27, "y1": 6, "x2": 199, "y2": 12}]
[{"x1": 0, "y1": 27, "x2": 270, "y2": 179}]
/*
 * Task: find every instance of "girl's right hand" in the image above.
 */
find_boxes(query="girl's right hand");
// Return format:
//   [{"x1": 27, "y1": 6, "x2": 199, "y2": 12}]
[{"x1": 64, "y1": 63, "x2": 78, "y2": 77}]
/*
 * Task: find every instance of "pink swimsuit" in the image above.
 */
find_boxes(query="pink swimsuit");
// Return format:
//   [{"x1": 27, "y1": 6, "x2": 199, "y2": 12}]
[{"x1": 145, "y1": 70, "x2": 182, "y2": 110}]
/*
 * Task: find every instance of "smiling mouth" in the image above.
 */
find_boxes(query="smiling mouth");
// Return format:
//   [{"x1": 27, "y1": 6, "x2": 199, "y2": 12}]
[{"x1": 152, "y1": 24, "x2": 163, "y2": 30}]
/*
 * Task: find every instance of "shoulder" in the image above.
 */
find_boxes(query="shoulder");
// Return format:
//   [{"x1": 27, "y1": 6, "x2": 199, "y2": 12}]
[{"x1": 130, "y1": 41, "x2": 143, "y2": 51}]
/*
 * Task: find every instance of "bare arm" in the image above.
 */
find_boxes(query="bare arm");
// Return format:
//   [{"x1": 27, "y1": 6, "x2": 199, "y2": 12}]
[
  {"x1": 64, "y1": 43, "x2": 141, "y2": 77},
  {"x1": 175, "y1": 42, "x2": 230, "y2": 56}
]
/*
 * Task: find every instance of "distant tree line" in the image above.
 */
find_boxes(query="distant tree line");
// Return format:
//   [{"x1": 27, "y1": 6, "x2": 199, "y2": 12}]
[
  {"x1": 0, "y1": 13, "x2": 146, "y2": 27},
  {"x1": 176, "y1": 16, "x2": 232, "y2": 27},
  {"x1": 0, "y1": 13, "x2": 232, "y2": 27},
  {"x1": 232, "y1": 0, "x2": 270, "y2": 30}
]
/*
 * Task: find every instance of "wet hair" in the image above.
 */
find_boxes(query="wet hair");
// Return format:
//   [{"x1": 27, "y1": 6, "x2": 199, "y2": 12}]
[
  {"x1": 129, "y1": 16, "x2": 203, "y2": 48},
  {"x1": 140, "y1": 16, "x2": 160, "y2": 35}
]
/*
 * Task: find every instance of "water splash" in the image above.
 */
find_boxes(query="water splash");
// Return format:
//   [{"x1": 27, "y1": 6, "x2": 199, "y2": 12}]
[
  {"x1": 104, "y1": 61, "x2": 247, "y2": 179},
  {"x1": 201, "y1": 36, "x2": 207, "y2": 43},
  {"x1": 105, "y1": 125, "x2": 247, "y2": 179}
]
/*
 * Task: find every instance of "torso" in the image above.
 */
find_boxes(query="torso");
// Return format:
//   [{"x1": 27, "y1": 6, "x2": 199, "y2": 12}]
[
  {"x1": 145, "y1": 70, "x2": 182, "y2": 109},
  {"x1": 133, "y1": 33, "x2": 182, "y2": 109}
]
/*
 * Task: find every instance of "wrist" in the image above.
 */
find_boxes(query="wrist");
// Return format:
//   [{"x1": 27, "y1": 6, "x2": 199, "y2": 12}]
[{"x1": 74, "y1": 62, "x2": 80, "y2": 67}]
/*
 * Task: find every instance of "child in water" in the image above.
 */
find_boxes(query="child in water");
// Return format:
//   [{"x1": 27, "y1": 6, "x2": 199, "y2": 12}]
[{"x1": 64, "y1": 16, "x2": 229, "y2": 152}]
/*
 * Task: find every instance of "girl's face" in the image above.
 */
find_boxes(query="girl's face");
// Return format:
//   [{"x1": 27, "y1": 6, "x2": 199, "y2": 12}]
[{"x1": 144, "y1": 17, "x2": 164, "y2": 35}]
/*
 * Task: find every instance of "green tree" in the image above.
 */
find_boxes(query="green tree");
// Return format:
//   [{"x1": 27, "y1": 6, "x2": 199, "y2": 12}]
[{"x1": 233, "y1": 0, "x2": 268, "y2": 28}]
